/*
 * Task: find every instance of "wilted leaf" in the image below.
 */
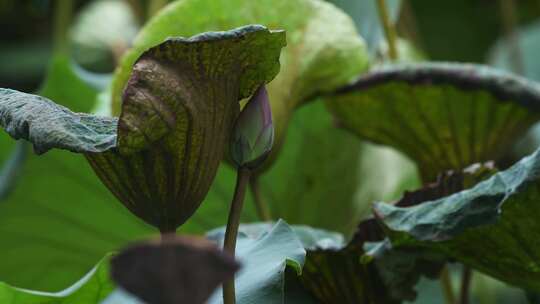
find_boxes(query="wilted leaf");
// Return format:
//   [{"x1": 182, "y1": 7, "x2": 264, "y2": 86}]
[
  {"x1": 374, "y1": 146, "x2": 540, "y2": 292},
  {"x1": 86, "y1": 25, "x2": 285, "y2": 231},
  {"x1": 0, "y1": 25, "x2": 285, "y2": 232},
  {"x1": 110, "y1": 236, "x2": 239, "y2": 304},
  {"x1": 110, "y1": 0, "x2": 369, "y2": 171},
  {"x1": 0, "y1": 255, "x2": 114, "y2": 303},
  {"x1": 0, "y1": 55, "x2": 151, "y2": 291},
  {"x1": 207, "y1": 220, "x2": 306, "y2": 304},
  {"x1": 326, "y1": 62, "x2": 540, "y2": 181},
  {"x1": 0, "y1": 89, "x2": 117, "y2": 154}
]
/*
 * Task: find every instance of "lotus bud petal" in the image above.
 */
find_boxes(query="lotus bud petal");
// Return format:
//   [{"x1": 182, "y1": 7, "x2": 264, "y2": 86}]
[{"x1": 231, "y1": 86, "x2": 274, "y2": 169}]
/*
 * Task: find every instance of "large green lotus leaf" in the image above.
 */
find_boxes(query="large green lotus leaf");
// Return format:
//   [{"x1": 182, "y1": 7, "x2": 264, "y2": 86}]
[
  {"x1": 374, "y1": 146, "x2": 540, "y2": 292},
  {"x1": 229, "y1": 222, "x2": 414, "y2": 303},
  {"x1": 0, "y1": 56, "x2": 153, "y2": 291},
  {"x1": 207, "y1": 220, "x2": 306, "y2": 304},
  {"x1": 110, "y1": 0, "x2": 369, "y2": 171},
  {"x1": 326, "y1": 62, "x2": 540, "y2": 182},
  {"x1": 0, "y1": 255, "x2": 113, "y2": 303}
]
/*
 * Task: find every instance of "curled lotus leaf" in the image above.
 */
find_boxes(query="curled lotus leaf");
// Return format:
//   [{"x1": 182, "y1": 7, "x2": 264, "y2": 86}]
[
  {"x1": 0, "y1": 25, "x2": 286, "y2": 232},
  {"x1": 0, "y1": 89, "x2": 117, "y2": 155},
  {"x1": 326, "y1": 62, "x2": 540, "y2": 181},
  {"x1": 111, "y1": 0, "x2": 369, "y2": 172},
  {"x1": 374, "y1": 147, "x2": 540, "y2": 292}
]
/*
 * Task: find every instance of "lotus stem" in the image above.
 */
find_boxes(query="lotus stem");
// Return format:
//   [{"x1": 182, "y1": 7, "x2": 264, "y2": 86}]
[
  {"x1": 499, "y1": 0, "x2": 524, "y2": 74},
  {"x1": 440, "y1": 266, "x2": 455, "y2": 304},
  {"x1": 249, "y1": 177, "x2": 272, "y2": 221},
  {"x1": 223, "y1": 167, "x2": 251, "y2": 304},
  {"x1": 459, "y1": 266, "x2": 472, "y2": 304},
  {"x1": 376, "y1": 0, "x2": 399, "y2": 60},
  {"x1": 53, "y1": 0, "x2": 73, "y2": 54}
]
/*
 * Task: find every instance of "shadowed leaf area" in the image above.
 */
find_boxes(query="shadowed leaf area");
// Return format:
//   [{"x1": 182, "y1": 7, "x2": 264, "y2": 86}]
[
  {"x1": 374, "y1": 146, "x2": 540, "y2": 292},
  {"x1": 326, "y1": 62, "x2": 540, "y2": 182}
]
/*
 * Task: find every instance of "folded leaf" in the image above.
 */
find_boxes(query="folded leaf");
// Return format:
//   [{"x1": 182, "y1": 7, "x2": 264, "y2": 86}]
[
  {"x1": 0, "y1": 55, "x2": 151, "y2": 292},
  {"x1": 86, "y1": 25, "x2": 285, "y2": 231},
  {"x1": 0, "y1": 89, "x2": 117, "y2": 155},
  {"x1": 374, "y1": 147, "x2": 540, "y2": 291},
  {"x1": 110, "y1": 0, "x2": 369, "y2": 171},
  {"x1": 207, "y1": 220, "x2": 306, "y2": 304},
  {"x1": 326, "y1": 63, "x2": 540, "y2": 181}
]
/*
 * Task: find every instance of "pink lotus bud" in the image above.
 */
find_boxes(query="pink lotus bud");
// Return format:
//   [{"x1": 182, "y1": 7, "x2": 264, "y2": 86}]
[{"x1": 230, "y1": 86, "x2": 274, "y2": 169}]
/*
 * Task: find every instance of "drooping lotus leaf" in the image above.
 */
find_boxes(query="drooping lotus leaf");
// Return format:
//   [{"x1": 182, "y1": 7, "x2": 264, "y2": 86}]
[
  {"x1": 362, "y1": 163, "x2": 497, "y2": 301},
  {"x1": 0, "y1": 89, "x2": 117, "y2": 154},
  {"x1": 206, "y1": 220, "x2": 306, "y2": 304},
  {"x1": 295, "y1": 220, "x2": 399, "y2": 304},
  {"x1": 110, "y1": 236, "x2": 239, "y2": 304},
  {"x1": 0, "y1": 255, "x2": 114, "y2": 303},
  {"x1": 326, "y1": 62, "x2": 540, "y2": 181},
  {"x1": 0, "y1": 25, "x2": 285, "y2": 232},
  {"x1": 227, "y1": 221, "x2": 414, "y2": 303},
  {"x1": 110, "y1": 0, "x2": 369, "y2": 172},
  {"x1": 373, "y1": 146, "x2": 540, "y2": 292}
]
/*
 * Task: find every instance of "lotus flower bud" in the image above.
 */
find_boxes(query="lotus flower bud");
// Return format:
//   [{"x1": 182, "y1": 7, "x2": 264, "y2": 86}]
[{"x1": 230, "y1": 86, "x2": 274, "y2": 169}]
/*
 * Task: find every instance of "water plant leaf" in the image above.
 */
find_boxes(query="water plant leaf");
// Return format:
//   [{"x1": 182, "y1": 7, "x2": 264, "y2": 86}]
[
  {"x1": 110, "y1": 0, "x2": 369, "y2": 171},
  {"x1": 374, "y1": 147, "x2": 540, "y2": 292},
  {"x1": 326, "y1": 62, "x2": 540, "y2": 181},
  {"x1": 0, "y1": 25, "x2": 285, "y2": 232},
  {"x1": 0, "y1": 55, "x2": 151, "y2": 291},
  {"x1": 207, "y1": 220, "x2": 306, "y2": 304},
  {"x1": 110, "y1": 236, "x2": 239, "y2": 304},
  {"x1": 0, "y1": 89, "x2": 117, "y2": 154},
  {"x1": 0, "y1": 255, "x2": 114, "y2": 303},
  {"x1": 86, "y1": 25, "x2": 285, "y2": 231}
]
